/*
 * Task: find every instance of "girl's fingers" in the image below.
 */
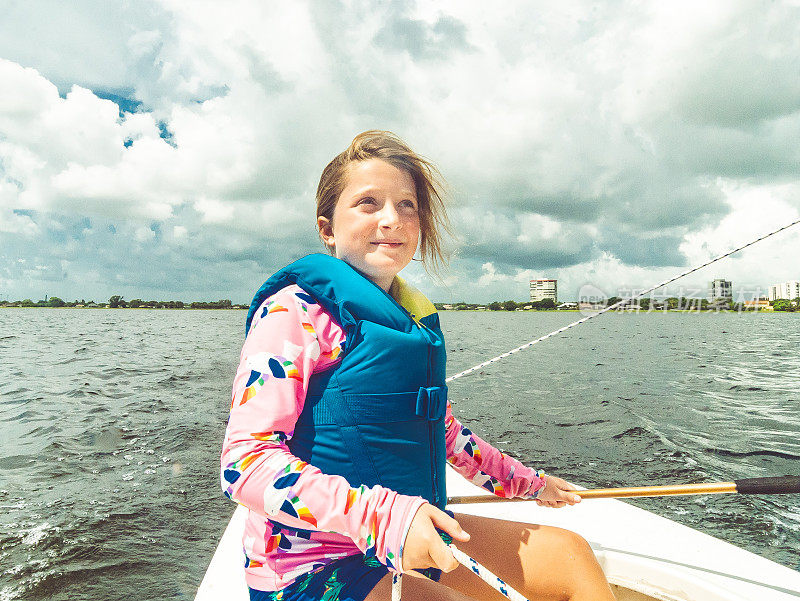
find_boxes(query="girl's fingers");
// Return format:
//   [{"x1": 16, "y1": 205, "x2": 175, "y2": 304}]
[
  {"x1": 430, "y1": 507, "x2": 470, "y2": 542},
  {"x1": 429, "y1": 540, "x2": 459, "y2": 572},
  {"x1": 535, "y1": 477, "x2": 581, "y2": 507},
  {"x1": 402, "y1": 504, "x2": 470, "y2": 573}
]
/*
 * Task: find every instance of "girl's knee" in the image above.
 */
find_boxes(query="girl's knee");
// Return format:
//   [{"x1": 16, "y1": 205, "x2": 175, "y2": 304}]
[
  {"x1": 531, "y1": 527, "x2": 596, "y2": 564},
  {"x1": 561, "y1": 528, "x2": 593, "y2": 555}
]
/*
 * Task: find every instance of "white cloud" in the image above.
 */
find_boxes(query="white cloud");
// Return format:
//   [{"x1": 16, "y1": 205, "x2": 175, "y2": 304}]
[
  {"x1": 0, "y1": 208, "x2": 38, "y2": 235},
  {"x1": 0, "y1": 1, "x2": 162, "y2": 92},
  {"x1": 679, "y1": 181, "x2": 800, "y2": 293},
  {"x1": 477, "y1": 262, "x2": 501, "y2": 287},
  {"x1": 134, "y1": 226, "x2": 155, "y2": 242},
  {"x1": 193, "y1": 197, "x2": 235, "y2": 223}
]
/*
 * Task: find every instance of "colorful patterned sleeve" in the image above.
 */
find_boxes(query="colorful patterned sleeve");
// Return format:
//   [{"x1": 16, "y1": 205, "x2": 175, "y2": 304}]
[
  {"x1": 444, "y1": 400, "x2": 547, "y2": 499},
  {"x1": 220, "y1": 284, "x2": 426, "y2": 573}
]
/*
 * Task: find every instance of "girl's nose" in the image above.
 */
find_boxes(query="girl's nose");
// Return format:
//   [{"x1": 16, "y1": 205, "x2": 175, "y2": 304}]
[{"x1": 378, "y1": 204, "x2": 400, "y2": 228}]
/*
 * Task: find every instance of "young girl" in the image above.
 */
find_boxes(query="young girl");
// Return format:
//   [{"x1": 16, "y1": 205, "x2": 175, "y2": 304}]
[{"x1": 221, "y1": 131, "x2": 615, "y2": 601}]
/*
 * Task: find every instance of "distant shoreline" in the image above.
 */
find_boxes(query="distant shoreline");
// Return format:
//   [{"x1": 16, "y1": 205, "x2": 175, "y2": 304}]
[
  {"x1": 436, "y1": 309, "x2": 791, "y2": 314},
  {"x1": 0, "y1": 305, "x2": 249, "y2": 310},
  {"x1": 3, "y1": 306, "x2": 794, "y2": 314}
]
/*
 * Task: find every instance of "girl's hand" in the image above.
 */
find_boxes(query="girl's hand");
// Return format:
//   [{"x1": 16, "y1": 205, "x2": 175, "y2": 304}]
[
  {"x1": 535, "y1": 475, "x2": 581, "y2": 508},
  {"x1": 401, "y1": 504, "x2": 470, "y2": 574}
]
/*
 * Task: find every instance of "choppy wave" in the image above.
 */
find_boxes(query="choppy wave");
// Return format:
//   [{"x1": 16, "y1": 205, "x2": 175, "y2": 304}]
[
  {"x1": 704, "y1": 447, "x2": 800, "y2": 461},
  {"x1": 0, "y1": 308, "x2": 241, "y2": 600}
]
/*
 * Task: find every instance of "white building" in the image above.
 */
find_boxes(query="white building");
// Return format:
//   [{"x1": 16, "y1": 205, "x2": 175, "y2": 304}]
[
  {"x1": 709, "y1": 279, "x2": 732, "y2": 301},
  {"x1": 530, "y1": 279, "x2": 557, "y2": 303},
  {"x1": 768, "y1": 280, "x2": 800, "y2": 301}
]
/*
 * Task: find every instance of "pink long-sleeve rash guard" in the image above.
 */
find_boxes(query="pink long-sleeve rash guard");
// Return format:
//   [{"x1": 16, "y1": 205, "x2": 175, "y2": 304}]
[{"x1": 220, "y1": 281, "x2": 546, "y2": 591}]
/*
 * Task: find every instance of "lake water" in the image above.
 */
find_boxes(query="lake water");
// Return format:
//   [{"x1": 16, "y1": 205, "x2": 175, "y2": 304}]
[{"x1": 1, "y1": 308, "x2": 798, "y2": 600}]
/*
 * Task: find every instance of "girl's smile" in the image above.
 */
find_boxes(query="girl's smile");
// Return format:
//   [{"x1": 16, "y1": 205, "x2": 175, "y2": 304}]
[{"x1": 317, "y1": 159, "x2": 420, "y2": 291}]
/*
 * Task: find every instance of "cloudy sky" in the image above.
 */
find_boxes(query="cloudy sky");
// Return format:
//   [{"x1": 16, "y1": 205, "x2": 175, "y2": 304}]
[{"x1": 1, "y1": 1, "x2": 799, "y2": 304}]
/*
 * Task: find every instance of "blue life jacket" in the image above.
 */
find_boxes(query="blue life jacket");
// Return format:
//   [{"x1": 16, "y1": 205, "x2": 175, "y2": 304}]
[{"x1": 246, "y1": 253, "x2": 448, "y2": 508}]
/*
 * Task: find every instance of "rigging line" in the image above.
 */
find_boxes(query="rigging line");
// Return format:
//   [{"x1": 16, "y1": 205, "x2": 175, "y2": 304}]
[{"x1": 445, "y1": 216, "x2": 800, "y2": 383}]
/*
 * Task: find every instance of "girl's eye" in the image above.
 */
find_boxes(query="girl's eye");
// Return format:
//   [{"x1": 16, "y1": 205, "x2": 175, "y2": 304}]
[
  {"x1": 401, "y1": 200, "x2": 417, "y2": 210},
  {"x1": 359, "y1": 197, "x2": 377, "y2": 206}
]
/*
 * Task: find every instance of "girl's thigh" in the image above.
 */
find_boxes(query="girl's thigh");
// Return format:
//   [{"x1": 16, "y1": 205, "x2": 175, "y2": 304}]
[
  {"x1": 437, "y1": 513, "x2": 603, "y2": 601},
  {"x1": 365, "y1": 573, "x2": 475, "y2": 601},
  {"x1": 367, "y1": 514, "x2": 609, "y2": 601}
]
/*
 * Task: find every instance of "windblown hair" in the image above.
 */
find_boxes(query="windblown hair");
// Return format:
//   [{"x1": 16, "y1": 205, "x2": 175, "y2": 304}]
[{"x1": 316, "y1": 130, "x2": 451, "y2": 277}]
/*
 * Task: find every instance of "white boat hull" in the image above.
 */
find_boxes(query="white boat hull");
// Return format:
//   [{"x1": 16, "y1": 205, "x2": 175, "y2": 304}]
[{"x1": 196, "y1": 468, "x2": 800, "y2": 600}]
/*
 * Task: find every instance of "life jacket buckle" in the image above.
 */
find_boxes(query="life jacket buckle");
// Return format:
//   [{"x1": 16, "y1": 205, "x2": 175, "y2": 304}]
[{"x1": 415, "y1": 386, "x2": 448, "y2": 421}]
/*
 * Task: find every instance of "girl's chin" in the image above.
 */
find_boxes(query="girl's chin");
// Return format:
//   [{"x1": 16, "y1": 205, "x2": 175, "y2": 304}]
[
  {"x1": 365, "y1": 263, "x2": 406, "y2": 275},
  {"x1": 340, "y1": 252, "x2": 412, "y2": 274},
  {"x1": 362, "y1": 257, "x2": 411, "y2": 275}
]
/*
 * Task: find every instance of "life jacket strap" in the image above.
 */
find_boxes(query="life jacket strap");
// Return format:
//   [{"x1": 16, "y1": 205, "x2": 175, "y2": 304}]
[{"x1": 415, "y1": 386, "x2": 448, "y2": 421}]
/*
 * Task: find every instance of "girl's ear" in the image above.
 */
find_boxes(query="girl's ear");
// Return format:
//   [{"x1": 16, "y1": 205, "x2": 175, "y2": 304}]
[{"x1": 317, "y1": 216, "x2": 335, "y2": 249}]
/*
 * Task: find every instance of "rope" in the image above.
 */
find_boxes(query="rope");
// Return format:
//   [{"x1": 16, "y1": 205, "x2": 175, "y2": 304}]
[
  {"x1": 391, "y1": 545, "x2": 530, "y2": 601},
  {"x1": 391, "y1": 573, "x2": 402, "y2": 601},
  {"x1": 445, "y1": 217, "x2": 800, "y2": 383}
]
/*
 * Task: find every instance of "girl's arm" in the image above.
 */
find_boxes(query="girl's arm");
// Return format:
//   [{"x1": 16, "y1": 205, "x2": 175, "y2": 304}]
[
  {"x1": 444, "y1": 400, "x2": 547, "y2": 499},
  {"x1": 220, "y1": 285, "x2": 425, "y2": 572}
]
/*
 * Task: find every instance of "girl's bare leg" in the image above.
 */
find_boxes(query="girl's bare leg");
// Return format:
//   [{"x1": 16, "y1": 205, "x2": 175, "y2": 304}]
[
  {"x1": 366, "y1": 512, "x2": 615, "y2": 601},
  {"x1": 438, "y1": 513, "x2": 615, "y2": 601},
  {"x1": 365, "y1": 573, "x2": 475, "y2": 601}
]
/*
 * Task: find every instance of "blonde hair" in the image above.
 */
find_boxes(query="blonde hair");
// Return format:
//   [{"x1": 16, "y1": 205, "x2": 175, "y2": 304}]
[{"x1": 316, "y1": 130, "x2": 450, "y2": 276}]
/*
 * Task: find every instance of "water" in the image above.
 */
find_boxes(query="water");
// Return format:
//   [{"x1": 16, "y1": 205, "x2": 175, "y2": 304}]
[
  {"x1": 0, "y1": 309, "x2": 240, "y2": 600},
  {"x1": 1, "y1": 308, "x2": 798, "y2": 600}
]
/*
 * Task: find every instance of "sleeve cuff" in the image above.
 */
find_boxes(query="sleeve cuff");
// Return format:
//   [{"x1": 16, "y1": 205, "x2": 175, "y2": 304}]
[
  {"x1": 524, "y1": 470, "x2": 547, "y2": 499},
  {"x1": 393, "y1": 497, "x2": 428, "y2": 574}
]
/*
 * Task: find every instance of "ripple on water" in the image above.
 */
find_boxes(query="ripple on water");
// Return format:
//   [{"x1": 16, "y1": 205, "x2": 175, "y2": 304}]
[
  {"x1": 0, "y1": 455, "x2": 34, "y2": 470},
  {"x1": 704, "y1": 447, "x2": 800, "y2": 461},
  {"x1": 64, "y1": 385, "x2": 104, "y2": 399},
  {"x1": 0, "y1": 410, "x2": 39, "y2": 423}
]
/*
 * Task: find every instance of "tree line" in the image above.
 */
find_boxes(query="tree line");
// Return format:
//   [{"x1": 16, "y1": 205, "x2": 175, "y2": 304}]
[
  {"x1": 433, "y1": 299, "x2": 558, "y2": 311},
  {"x1": 632, "y1": 297, "x2": 799, "y2": 312},
  {"x1": 0, "y1": 295, "x2": 247, "y2": 309},
  {"x1": 109, "y1": 295, "x2": 242, "y2": 309},
  {"x1": 771, "y1": 298, "x2": 799, "y2": 312}
]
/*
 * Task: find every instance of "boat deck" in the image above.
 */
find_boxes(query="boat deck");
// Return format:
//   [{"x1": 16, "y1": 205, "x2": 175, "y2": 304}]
[{"x1": 196, "y1": 468, "x2": 800, "y2": 600}]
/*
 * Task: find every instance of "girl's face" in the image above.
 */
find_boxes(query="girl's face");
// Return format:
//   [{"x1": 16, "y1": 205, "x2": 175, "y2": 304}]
[{"x1": 318, "y1": 159, "x2": 420, "y2": 291}]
